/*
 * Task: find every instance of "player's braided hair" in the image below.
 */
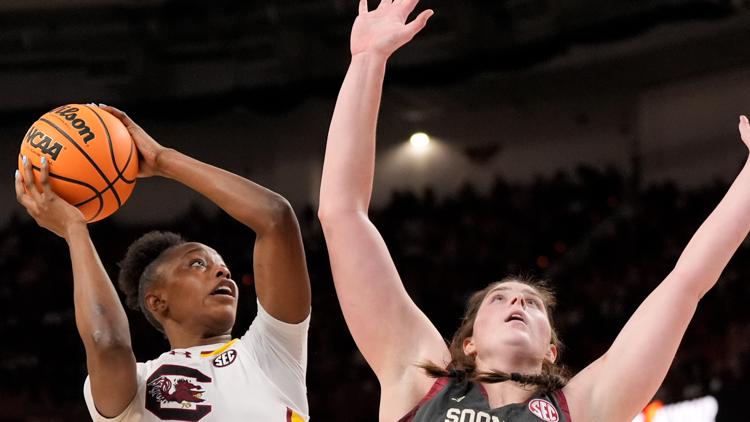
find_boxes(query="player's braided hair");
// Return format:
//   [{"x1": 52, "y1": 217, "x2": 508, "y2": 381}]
[
  {"x1": 419, "y1": 275, "x2": 569, "y2": 395},
  {"x1": 117, "y1": 231, "x2": 186, "y2": 333}
]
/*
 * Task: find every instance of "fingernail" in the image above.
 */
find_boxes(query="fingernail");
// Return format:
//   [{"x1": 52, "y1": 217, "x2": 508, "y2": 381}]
[
  {"x1": 14, "y1": 170, "x2": 19, "y2": 179},
  {"x1": 22, "y1": 155, "x2": 27, "y2": 165},
  {"x1": 98, "y1": 103, "x2": 107, "y2": 107},
  {"x1": 41, "y1": 156, "x2": 47, "y2": 165}
]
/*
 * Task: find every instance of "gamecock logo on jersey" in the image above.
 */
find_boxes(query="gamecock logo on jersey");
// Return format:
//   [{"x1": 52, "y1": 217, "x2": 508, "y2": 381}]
[
  {"x1": 528, "y1": 398, "x2": 559, "y2": 422},
  {"x1": 146, "y1": 364, "x2": 212, "y2": 421}
]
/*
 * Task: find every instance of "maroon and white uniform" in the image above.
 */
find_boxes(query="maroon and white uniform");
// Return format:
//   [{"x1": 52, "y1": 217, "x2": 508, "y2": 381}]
[{"x1": 83, "y1": 302, "x2": 309, "y2": 422}]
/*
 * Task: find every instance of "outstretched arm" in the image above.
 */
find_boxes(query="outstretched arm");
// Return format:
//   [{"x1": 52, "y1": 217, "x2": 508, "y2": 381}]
[
  {"x1": 102, "y1": 106, "x2": 310, "y2": 324},
  {"x1": 565, "y1": 116, "x2": 750, "y2": 422},
  {"x1": 15, "y1": 157, "x2": 136, "y2": 417},
  {"x1": 317, "y1": 1, "x2": 441, "y2": 418}
]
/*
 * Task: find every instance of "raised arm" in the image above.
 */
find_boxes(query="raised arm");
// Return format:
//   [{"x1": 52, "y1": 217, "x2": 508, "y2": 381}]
[
  {"x1": 15, "y1": 157, "x2": 137, "y2": 417},
  {"x1": 317, "y1": 1, "x2": 441, "y2": 417},
  {"x1": 102, "y1": 106, "x2": 310, "y2": 324},
  {"x1": 565, "y1": 116, "x2": 750, "y2": 422}
]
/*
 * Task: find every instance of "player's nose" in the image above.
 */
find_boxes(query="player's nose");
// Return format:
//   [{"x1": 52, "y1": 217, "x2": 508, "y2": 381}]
[
  {"x1": 510, "y1": 295, "x2": 526, "y2": 308},
  {"x1": 215, "y1": 265, "x2": 231, "y2": 280}
]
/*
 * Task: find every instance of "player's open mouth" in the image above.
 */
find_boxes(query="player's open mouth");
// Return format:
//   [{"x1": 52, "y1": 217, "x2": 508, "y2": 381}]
[
  {"x1": 505, "y1": 312, "x2": 527, "y2": 325},
  {"x1": 210, "y1": 280, "x2": 236, "y2": 298}
]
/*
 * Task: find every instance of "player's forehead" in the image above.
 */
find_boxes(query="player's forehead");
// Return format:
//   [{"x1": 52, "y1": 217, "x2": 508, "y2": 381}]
[
  {"x1": 166, "y1": 242, "x2": 224, "y2": 264},
  {"x1": 484, "y1": 281, "x2": 544, "y2": 301}
]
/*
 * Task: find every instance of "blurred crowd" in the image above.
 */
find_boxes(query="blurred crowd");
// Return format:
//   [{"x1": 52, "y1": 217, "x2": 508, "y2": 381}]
[{"x1": 0, "y1": 165, "x2": 748, "y2": 421}]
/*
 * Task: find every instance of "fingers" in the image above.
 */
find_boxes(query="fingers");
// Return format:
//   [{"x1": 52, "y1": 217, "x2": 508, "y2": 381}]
[
  {"x1": 39, "y1": 156, "x2": 53, "y2": 196},
  {"x1": 99, "y1": 104, "x2": 126, "y2": 120},
  {"x1": 14, "y1": 169, "x2": 25, "y2": 203},
  {"x1": 377, "y1": 0, "x2": 392, "y2": 9},
  {"x1": 14, "y1": 167, "x2": 37, "y2": 213},
  {"x1": 739, "y1": 115, "x2": 750, "y2": 141},
  {"x1": 404, "y1": 8, "x2": 433, "y2": 37},
  {"x1": 20, "y1": 155, "x2": 42, "y2": 202},
  {"x1": 359, "y1": 0, "x2": 368, "y2": 14},
  {"x1": 398, "y1": 0, "x2": 420, "y2": 17},
  {"x1": 98, "y1": 104, "x2": 137, "y2": 128}
]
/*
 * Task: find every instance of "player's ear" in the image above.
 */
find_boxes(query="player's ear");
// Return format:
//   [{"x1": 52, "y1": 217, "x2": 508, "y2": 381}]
[
  {"x1": 545, "y1": 343, "x2": 557, "y2": 364},
  {"x1": 145, "y1": 289, "x2": 168, "y2": 315},
  {"x1": 463, "y1": 336, "x2": 476, "y2": 357}
]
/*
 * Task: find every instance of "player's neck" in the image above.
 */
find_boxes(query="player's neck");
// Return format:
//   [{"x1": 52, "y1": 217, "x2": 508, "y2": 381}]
[
  {"x1": 164, "y1": 325, "x2": 232, "y2": 350},
  {"x1": 169, "y1": 335, "x2": 232, "y2": 350},
  {"x1": 474, "y1": 354, "x2": 541, "y2": 408},
  {"x1": 481, "y1": 380, "x2": 536, "y2": 409}
]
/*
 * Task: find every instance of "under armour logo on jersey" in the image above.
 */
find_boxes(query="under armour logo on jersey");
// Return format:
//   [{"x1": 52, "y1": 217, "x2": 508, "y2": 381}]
[
  {"x1": 169, "y1": 350, "x2": 192, "y2": 358},
  {"x1": 528, "y1": 398, "x2": 559, "y2": 422},
  {"x1": 450, "y1": 395, "x2": 466, "y2": 403}
]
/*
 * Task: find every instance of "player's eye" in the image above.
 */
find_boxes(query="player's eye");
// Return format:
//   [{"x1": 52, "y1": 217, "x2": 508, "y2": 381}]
[{"x1": 190, "y1": 259, "x2": 207, "y2": 269}]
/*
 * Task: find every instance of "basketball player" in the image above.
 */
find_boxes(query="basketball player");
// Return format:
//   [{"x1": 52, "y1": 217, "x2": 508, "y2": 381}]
[
  {"x1": 15, "y1": 105, "x2": 311, "y2": 421},
  {"x1": 318, "y1": 1, "x2": 750, "y2": 421}
]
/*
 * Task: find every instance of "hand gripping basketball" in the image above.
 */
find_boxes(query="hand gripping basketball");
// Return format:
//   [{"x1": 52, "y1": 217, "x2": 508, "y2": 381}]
[
  {"x1": 17, "y1": 104, "x2": 139, "y2": 222},
  {"x1": 97, "y1": 105, "x2": 169, "y2": 179},
  {"x1": 15, "y1": 154, "x2": 86, "y2": 238}
]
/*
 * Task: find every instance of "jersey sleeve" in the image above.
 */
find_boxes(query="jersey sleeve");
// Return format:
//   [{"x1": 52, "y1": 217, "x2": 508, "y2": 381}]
[
  {"x1": 83, "y1": 363, "x2": 145, "y2": 421},
  {"x1": 240, "y1": 300, "x2": 310, "y2": 414}
]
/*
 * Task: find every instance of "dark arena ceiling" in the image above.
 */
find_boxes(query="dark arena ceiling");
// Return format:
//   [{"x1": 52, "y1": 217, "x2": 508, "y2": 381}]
[{"x1": 0, "y1": 0, "x2": 749, "y2": 115}]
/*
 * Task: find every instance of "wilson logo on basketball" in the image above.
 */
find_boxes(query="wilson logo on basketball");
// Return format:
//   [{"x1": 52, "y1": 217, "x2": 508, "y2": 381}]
[
  {"x1": 52, "y1": 105, "x2": 95, "y2": 144},
  {"x1": 528, "y1": 398, "x2": 559, "y2": 422},
  {"x1": 25, "y1": 126, "x2": 63, "y2": 160},
  {"x1": 212, "y1": 349, "x2": 237, "y2": 368}
]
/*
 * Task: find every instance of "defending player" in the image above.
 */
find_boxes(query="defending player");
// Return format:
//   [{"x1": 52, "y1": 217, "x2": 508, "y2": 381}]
[
  {"x1": 318, "y1": 1, "x2": 750, "y2": 421},
  {"x1": 15, "y1": 105, "x2": 311, "y2": 421}
]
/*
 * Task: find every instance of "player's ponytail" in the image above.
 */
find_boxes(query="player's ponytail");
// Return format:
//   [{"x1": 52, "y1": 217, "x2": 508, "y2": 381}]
[{"x1": 420, "y1": 364, "x2": 567, "y2": 395}]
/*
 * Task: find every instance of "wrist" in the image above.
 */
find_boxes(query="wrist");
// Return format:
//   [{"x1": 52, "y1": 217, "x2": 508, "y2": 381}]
[
  {"x1": 153, "y1": 147, "x2": 176, "y2": 177},
  {"x1": 351, "y1": 51, "x2": 390, "y2": 65},
  {"x1": 64, "y1": 221, "x2": 89, "y2": 244}
]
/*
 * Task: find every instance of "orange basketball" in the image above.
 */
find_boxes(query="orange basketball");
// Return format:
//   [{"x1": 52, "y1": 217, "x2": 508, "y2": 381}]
[{"x1": 18, "y1": 104, "x2": 138, "y2": 222}]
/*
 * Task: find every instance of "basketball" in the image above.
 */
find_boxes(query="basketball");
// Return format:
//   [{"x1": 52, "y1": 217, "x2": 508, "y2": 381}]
[{"x1": 18, "y1": 104, "x2": 139, "y2": 222}]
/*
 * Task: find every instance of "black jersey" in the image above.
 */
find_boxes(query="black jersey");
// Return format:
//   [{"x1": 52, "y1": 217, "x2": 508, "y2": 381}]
[{"x1": 399, "y1": 377, "x2": 571, "y2": 422}]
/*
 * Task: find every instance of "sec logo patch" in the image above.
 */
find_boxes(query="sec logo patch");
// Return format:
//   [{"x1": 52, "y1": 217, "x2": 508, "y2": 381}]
[
  {"x1": 212, "y1": 349, "x2": 237, "y2": 368},
  {"x1": 528, "y1": 398, "x2": 559, "y2": 422}
]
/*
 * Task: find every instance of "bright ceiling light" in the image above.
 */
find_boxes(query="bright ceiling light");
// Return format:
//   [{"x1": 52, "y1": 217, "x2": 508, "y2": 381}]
[{"x1": 409, "y1": 132, "x2": 430, "y2": 151}]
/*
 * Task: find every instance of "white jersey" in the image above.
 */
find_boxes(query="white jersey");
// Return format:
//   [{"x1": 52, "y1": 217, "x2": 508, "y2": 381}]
[{"x1": 83, "y1": 302, "x2": 309, "y2": 422}]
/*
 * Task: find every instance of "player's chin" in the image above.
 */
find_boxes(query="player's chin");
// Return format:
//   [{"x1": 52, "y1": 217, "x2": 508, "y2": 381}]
[
  {"x1": 203, "y1": 296, "x2": 237, "y2": 315},
  {"x1": 204, "y1": 310, "x2": 236, "y2": 334}
]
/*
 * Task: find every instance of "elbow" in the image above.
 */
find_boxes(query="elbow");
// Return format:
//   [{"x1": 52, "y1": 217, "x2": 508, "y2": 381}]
[
  {"x1": 318, "y1": 185, "x2": 369, "y2": 227},
  {"x1": 317, "y1": 205, "x2": 363, "y2": 229},
  {"x1": 318, "y1": 193, "x2": 368, "y2": 227},
  {"x1": 316, "y1": 206, "x2": 336, "y2": 227},
  {"x1": 256, "y1": 195, "x2": 298, "y2": 234},
  {"x1": 87, "y1": 329, "x2": 132, "y2": 355},
  {"x1": 664, "y1": 269, "x2": 712, "y2": 302}
]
